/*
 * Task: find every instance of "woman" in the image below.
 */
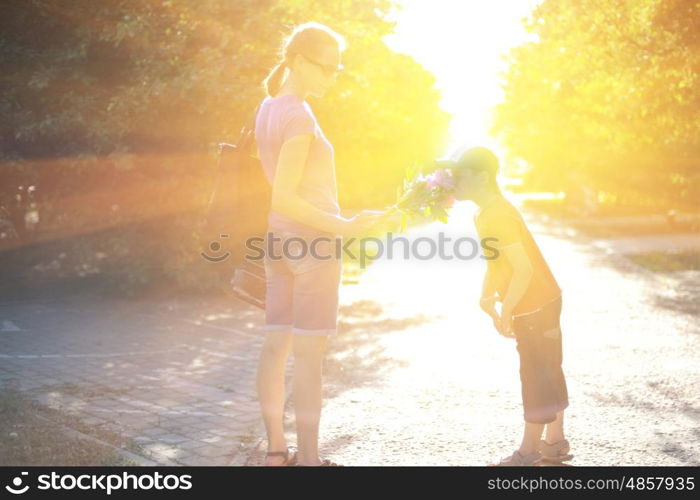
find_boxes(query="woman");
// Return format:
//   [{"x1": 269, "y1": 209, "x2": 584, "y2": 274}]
[{"x1": 255, "y1": 22, "x2": 385, "y2": 466}]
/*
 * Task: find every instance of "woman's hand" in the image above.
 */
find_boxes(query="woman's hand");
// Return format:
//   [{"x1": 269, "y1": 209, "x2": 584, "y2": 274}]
[
  {"x1": 345, "y1": 207, "x2": 409, "y2": 237},
  {"x1": 344, "y1": 210, "x2": 386, "y2": 237}
]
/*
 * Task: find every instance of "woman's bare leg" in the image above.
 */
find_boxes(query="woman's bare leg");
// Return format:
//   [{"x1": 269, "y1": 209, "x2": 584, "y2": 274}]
[
  {"x1": 257, "y1": 329, "x2": 293, "y2": 465},
  {"x1": 519, "y1": 422, "x2": 545, "y2": 456},
  {"x1": 544, "y1": 411, "x2": 568, "y2": 448},
  {"x1": 292, "y1": 335, "x2": 328, "y2": 466}
]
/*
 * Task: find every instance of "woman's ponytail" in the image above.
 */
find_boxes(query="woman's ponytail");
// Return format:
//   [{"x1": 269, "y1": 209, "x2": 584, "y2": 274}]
[{"x1": 263, "y1": 61, "x2": 288, "y2": 97}]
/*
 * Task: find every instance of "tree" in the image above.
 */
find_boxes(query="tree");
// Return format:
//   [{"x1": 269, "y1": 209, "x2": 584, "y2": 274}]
[
  {"x1": 492, "y1": 0, "x2": 699, "y2": 211},
  {"x1": 1, "y1": 0, "x2": 449, "y2": 206},
  {"x1": 0, "y1": 0, "x2": 449, "y2": 292}
]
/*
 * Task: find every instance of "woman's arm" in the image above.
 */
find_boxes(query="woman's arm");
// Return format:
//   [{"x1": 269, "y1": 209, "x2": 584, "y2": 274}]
[{"x1": 271, "y1": 133, "x2": 379, "y2": 236}]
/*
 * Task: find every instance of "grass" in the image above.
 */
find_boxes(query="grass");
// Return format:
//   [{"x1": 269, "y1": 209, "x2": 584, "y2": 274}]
[
  {"x1": 0, "y1": 389, "x2": 139, "y2": 466},
  {"x1": 628, "y1": 251, "x2": 700, "y2": 273}
]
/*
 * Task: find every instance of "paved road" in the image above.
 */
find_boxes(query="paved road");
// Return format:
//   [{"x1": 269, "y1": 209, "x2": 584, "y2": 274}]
[
  {"x1": 1, "y1": 201, "x2": 698, "y2": 466},
  {"x1": 592, "y1": 232, "x2": 700, "y2": 254}
]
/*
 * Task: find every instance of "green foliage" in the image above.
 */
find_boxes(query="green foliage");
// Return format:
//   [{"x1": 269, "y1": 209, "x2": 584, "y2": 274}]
[
  {"x1": 1, "y1": 0, "x2": 448, "y2": 202},
  {"x1": 492, "y1": 0, "x2": 700, "y2": 211},
  {"x1": 0, "y1": 0, "x2": 449, "y2": 294}
]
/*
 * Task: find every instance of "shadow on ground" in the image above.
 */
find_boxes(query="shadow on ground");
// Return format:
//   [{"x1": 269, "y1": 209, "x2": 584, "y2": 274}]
[{"x1": 324, "y1": 299, "x2": 435, "y2": 397}]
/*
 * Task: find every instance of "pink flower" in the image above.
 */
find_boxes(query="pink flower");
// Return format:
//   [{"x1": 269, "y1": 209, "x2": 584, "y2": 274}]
[{"x1": 425, "y1": 169, "x2": 455, "y2": 191}]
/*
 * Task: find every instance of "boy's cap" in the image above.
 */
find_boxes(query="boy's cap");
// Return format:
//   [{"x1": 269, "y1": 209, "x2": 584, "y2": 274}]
[{"x1": 434, "y1": 146, "x2": 499, "y2": 175}]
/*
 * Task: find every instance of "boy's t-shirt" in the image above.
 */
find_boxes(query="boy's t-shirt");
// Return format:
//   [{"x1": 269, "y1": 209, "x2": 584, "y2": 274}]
[{"x1": 474, "y1": 196, "x2": 561, "y2": 315}]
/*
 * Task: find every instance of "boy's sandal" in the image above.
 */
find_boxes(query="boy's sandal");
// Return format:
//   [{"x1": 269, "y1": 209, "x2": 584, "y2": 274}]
[
  {"x1": 489, "y1": 450, "x2": 542, "y2": 466},
  {"x1": 265, "y1": 448, "x2": 297, "y2": 466},
  {"x1": 538, "y1": 439, "x2": 574, "y2": 463}
]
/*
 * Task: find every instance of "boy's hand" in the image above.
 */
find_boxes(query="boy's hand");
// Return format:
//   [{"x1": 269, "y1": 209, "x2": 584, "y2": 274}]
[
  {"x1": 491, "y1": 316, "x2": 504, "y2": 335},
  {"x1": 480, "y1": 295, "x2": 511, "y2": 337},
  {"x1": 479, "y1": 294, "x2": 516, "y2": 338},
  {"x1": 479, "y1": 295, "x2": 498, "y2": 317},
  {"x1": 499, "y1": 309, "x2": 515, "y2": 339}
]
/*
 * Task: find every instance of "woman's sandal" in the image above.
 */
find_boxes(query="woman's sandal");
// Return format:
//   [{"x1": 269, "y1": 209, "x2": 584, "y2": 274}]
[
  {"x1": 489, "y1": 450, "x2": 542, "y2": 466},
  {"x1": 296, "y1": 458, "x2": 343, "y2": 467},
  {"x1": 265, "y1": 448, "x2": 297, "y2": 466},
  {"x1": 538, "y1": 439, "x2": 574, "y2": 463}
]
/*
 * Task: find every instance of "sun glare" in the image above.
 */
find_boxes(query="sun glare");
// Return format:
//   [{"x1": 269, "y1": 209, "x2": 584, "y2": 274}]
[{"x1": 385, "y1": 0, "x2": 543, "y2": 157}]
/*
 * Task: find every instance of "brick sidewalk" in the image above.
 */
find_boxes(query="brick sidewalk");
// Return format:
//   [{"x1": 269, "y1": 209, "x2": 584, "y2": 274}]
[{"x1": 0, "y1": 293, "x2": 273, "y2": 465}]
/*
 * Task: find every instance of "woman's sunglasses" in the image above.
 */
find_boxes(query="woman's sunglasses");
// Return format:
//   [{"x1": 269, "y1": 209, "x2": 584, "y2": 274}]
[{"x1": 301, "y1": 54, "x2": 343, "y2": 77}]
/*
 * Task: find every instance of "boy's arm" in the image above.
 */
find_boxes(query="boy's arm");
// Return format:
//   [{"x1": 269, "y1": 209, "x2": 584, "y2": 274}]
[
  {"x1": 479, "y1": 267, "x2": 499, "y2": 316},
  {"x1": 479, "y1": 268, "x2": 504, "y2": 335},
  {"x1": 499, "y1": 242, "x2": 534, "y2": 337}
]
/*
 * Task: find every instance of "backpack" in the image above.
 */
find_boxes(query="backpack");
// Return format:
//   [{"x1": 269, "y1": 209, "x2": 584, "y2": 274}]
[{"x1": 205, "y1": 105, "x2": 269, "y2": 308}]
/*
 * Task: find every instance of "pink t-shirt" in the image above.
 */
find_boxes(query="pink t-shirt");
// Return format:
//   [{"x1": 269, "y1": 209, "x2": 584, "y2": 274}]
[{"x1": 255, "y1": 94, "x2": 340, "y2": 236}]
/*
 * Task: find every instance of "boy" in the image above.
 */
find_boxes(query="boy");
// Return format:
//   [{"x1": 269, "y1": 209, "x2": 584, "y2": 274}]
[{"x1": 444, "y1": 147, "x2": 572, "y2": 466}]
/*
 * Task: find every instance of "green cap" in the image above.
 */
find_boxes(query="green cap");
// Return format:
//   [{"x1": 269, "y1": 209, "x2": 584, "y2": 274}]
[{"x1": 435, "y1": 146, "x2": 499, "y2": 175}]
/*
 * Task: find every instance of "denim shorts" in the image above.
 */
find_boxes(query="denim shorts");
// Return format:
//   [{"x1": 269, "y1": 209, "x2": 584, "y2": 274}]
[
  {"x1": 513, "y1": 296, "x2": 569, "y2": 424},
  {"x1": 263, "y1": 231, "x2": 342, "y2": 336}
]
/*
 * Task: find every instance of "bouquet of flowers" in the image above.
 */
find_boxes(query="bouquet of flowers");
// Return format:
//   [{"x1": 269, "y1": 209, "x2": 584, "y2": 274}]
[{"x1": 390, "y1": 164, "x2": 456, "y2": 228}]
